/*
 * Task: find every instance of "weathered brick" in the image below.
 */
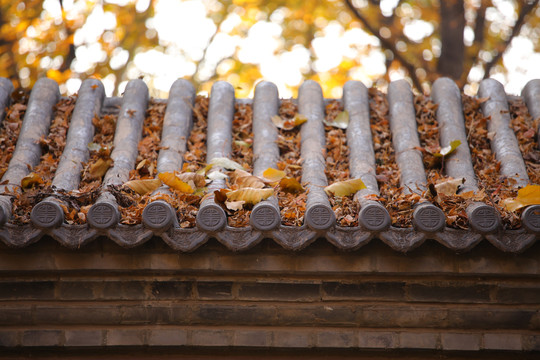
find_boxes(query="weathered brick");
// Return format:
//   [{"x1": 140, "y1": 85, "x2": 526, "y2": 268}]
[
  {"x1": 322, "y1": 282, "x2": 405, "y2": 300},
  {"x1": 312, "y1": 305, "x2": 357, "y2": 326},
  {"x1": 497, "y1": 286, "x2": 540, "y2": 304},
  {"x1": 22, "y1": 330, "x2": 62, "y2": 347},
  {"x1": 148, "y1": 329, "x2": 188, "y2": 346},
  {"x1": 233, "y1": 330, "x2": 272, "y2": 347},
  {"x1": 358, "y1": 306, "x2": 447, "y2": 328},
  {"x1": 238, "y1": 283, "x2": 319, "y2": 301},
  {"x1": 195, "y1": 304, "x2": 276, "y2": 325},
  {"x1": 408, "y1": 283, "x2": 491, "y2": 303},
  {"x1": 441, "y1": 333, "x2": 480, "y2": 351},
  {"x1": 168, "y1": 304, "x2": 196, "y2": 324},
  {"x1": 65, "y1": 330, "x2": 103, "y2": 347},
  {"x1": 103, "y1": 281, "x2": 146, "y2": 300},
  {"x1": 484, "y1": 333, "x2": 522, "y2": 351},
  {"x1": 448, "y1": 309, "x2": 533, "y2": 329},
  {"x1": 58, "y1": 282, "x2": 95, "y2": 300},
  {"x1": 0, "y1": 307, "x2": 32, "y2": 325},
  {"x1": 522, "y1": 335, "x2": 540, "y2": 351},
  {"x1": 273, "y1": 330, "x2": 311, "y2": 348},
  {"x1": 357, "y1": 331, "x2": 397, "y2": 349},
  {"x1": 316, "y1": 330, "x2": 357, "y2": 348},
  {"x1": 399, "y1": 332, "x2": 438, "y2": 349},
  {"x1": 34, "y1": 305, "x2": 121, "y2": 325},
  {"x1": 0, "y1": 281, "x2": 54, "y2": 300},
  {"x1": 191, "y1": 329, "x2": 233, "y2": 346},
  {"x1": 119, "y1": 305, "x2": 171, "y2": 325},
  {"x1": 0, "y1": 330, "x2": 18, "y2": 347},
  {"x1": 150, "y1": 281, "x2": 192, "y2": 299},
  {"x1": 197, "y1": 282, "x2": 233, "y2": 299},
  {"x1": 107, "y1": 329, "x2": 146, "y2": 346}
]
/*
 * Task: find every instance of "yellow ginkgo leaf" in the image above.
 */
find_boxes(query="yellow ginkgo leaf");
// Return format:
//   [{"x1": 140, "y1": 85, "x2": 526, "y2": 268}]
[
  {"x1": 262, "y1": 167, "x2": 286, "y2": 183},
  {"x1": 21, "y1": 172, "x2": 43, "y2": 189},
  {"x1": 324, "y1": 178, "x2": 366, "y2": 197},
  {"x1": 158, "y1": 172, "x2": 194, "y2": 194},
  {"x1": 502, "y1": 184, "x2": 540, "y2": 212},
  {"x1": 226, "y1": 187, "x2": 274, "y2": 205},
  {"x1": 279, "y1": 177, "x2": 304, "y2": 193},
  {"x1": 124, "y1": 178, "x2": 162, "y2": 195}
]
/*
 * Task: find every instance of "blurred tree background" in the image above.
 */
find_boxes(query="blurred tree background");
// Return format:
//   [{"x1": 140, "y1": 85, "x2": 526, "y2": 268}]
[{"x1": 0, "y1": 0, "x2": 539, "y2": 98}]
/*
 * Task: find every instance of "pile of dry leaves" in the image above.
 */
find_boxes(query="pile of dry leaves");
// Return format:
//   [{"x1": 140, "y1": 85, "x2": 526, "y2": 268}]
[
  {"x1": 0, "y1": 89, "x2": 29, "y2": 180},
  {"x1": 11, "y1": 96, "x2": 76, "y2": 224},
  {"x1": 1, "y1": 85, "x2": 538, "y2": 230}
]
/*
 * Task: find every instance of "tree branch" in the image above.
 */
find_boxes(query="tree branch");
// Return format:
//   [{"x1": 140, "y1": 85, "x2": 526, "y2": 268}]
[
  {"x1": 461, "y1": 0, "x2": 487, "y2": 85},
  {"x1": 344, "y1": 0, "x2": 423, "y2": 90},
  {"x1": 193, "y1": 13, "x2": 228, "y2": 86},
  {"x1": 483, "y1": 0, "x2": 539, "y2": 78}
]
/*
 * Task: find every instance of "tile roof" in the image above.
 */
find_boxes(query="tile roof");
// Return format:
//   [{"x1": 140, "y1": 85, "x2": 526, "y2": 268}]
[{"x1": 0, "y1": 77, "x2": 538, "y2": 253}]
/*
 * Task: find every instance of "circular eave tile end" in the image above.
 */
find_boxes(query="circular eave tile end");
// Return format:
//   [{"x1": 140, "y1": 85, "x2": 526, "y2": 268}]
[
  {"x1": 413, "y1": 204, "x2": 446, "y2": 233},
  {"x1": 522, "y1": 205, "x2": 540, "y2": 234},
  {"x1": 306, "y1": 204, "x2": 335, "y2": 231},
  {"x1": 250, "y1": 203, "x2": 280, "y2": 231},
  {"x1": 196, "y1": 204, "x2": 227, "y2": 232},
  {"x1": 143, "y1": 201, "x2": 175, "y2": 230},
  {"x1": 87, "y1": 202, "x2": 119, "y2": 229},
  {"x1": 469, "y1": 205, "x2": 500, "y2": 234},
  {"x1": 31, "y1": 201, "x2": 64, "y2": 229},
  {"x1": 359, "y1": 203, "x2": 391, "y2": 232}
]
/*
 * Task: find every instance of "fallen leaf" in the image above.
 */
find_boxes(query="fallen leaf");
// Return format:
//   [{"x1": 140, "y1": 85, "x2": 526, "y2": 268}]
[
  {"x1": 271, "y1": 114, "x2": 307, "y2": 130},
  {"x1": 124, "y1": 178, "x2": 162, "y2": 195},
  {"x1": 136, "y1": 159, "x2": 147, "y2": 170},
  {"x1": 208, "y1": 171, "x2": 229, "y2": 182},
  {"x1": 21, "y1": 172, "x2": 43, "y2": 189},
  {"x1": 235, "y1": 175, "x2": 265, "y2": 189},
  {"x1": 158, "y1": 172, "x2": 194, "y2": 194},
  {"x1": 234, "y1": 140, "x2": 251, "y2": 148},
  {"x1": 324, "y1": 178, "x2": 366, "y2": 197},
  {"x1": 175, "y1": 172, "x2": 206, "y2": 188},
  {"x1": 210, "y1": 157, "x2": 245, "y2": 170},
  {"x1": 262, "y1": 167, "x2": 286, "y2": 183},
  {"x1": 230, "y1": 168, "x2": 253, "y2": 181},
  {"x1": 323, "y1": 110, "x2": 349, "y2": 129},
  {"x1": 226, "y1": 187, "x2": 274, "y2": 205},
  {"x1": 434, "y1": 140, "x2": 461, "y2": 157},
  {"x1": 434, "y1": 177, "x2": 465, "y2": 196},
  {"x1": 87, "y1": 142, "x2": 101, "y2": 152},
  {"x1": 225, "y1": 200, "x2": 245, "y2": 211},
  {"x1": 196, "y1": 163, "x2": 213, "y2": 176},
  {"x1": 214, "y1": 188, "x2": 231, "y2": 204},
  {"x1": 279, "y1": 177, "x2": 304, "y2": 194},
  {"x1": 502, "y1": 184, "x2": 540, "y2": 212},
  {"x1": 89, "y1": 158, "x2": 113, "y2": 179}
]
